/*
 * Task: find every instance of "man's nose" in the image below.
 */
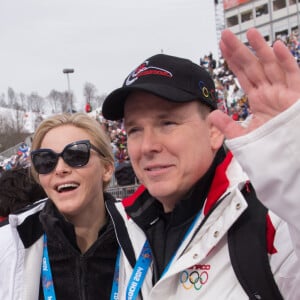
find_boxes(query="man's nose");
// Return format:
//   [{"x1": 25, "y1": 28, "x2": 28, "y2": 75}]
[{"x1": 140, "y1": 129, "x2": 163, "y2": 154}]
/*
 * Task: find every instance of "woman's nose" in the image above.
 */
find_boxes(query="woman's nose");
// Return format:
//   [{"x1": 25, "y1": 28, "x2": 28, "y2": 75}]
[{"x1": 54, "y1": 157, "x2": 71, "y2": 175}]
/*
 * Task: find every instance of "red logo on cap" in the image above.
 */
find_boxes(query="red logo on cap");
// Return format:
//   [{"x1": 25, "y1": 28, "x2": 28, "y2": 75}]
[{"x1": 125, "y1": 60, "x2": 172, "y2": 85}]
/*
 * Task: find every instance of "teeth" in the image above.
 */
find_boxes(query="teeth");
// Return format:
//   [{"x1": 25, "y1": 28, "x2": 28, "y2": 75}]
[
  {"x1": 147, "y1": 167, "x2": 164, "y2": 171},
  {"x1": 57, "y1": 183, "x2": 79, "y2": 192}
]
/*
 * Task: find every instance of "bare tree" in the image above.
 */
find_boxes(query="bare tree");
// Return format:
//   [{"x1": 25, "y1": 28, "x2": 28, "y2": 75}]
[
  {"x1": 34, "y1": 114, "x2": 44, "y2": 131},
  {"x1": 0, "y1": 115, "x2": 5, "y2": 133},
  {"x1": 48, "y1": 89, "x2": 63, "y2": 113},
  {"x1": 28, "y1": 92, "x2": 44, "y2": 113},
  {"x1": 7, "y1": 87, "x2": 17, "y2": 109},
  {"x1": 0, "y1": 93, "x2": 6, "y2": 107},
  {"x1": 61, "y1": 91, "x2": 70, "y2": 113},
  {"x1": 0, "y1": 115, "x2": 28, "y2": 152},
  {"x1": 83, "y1": 82, "x2": 97, "y2": 107},
  {"x1": 13, "y1": 107, "x2": 25, "y2": 133},
  {"x1": 19, "y1": 93, "x2": 27, "y2": 111}
]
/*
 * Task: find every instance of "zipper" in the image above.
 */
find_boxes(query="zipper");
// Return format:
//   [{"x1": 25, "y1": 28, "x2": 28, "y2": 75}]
[
  {"x1": 79, "y1": 255, "x2": 87, "y2": 300},
  {"x1": 178, "y1": 191, "x2": 231, "y2": 259}
]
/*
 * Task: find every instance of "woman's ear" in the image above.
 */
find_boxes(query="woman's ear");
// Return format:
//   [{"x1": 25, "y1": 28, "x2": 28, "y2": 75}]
[{"x1": 102, "y1": 162, "x2": 114, "y2": 183}]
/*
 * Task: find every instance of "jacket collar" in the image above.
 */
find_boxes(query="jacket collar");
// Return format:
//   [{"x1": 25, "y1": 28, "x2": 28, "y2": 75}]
[{"x1": 16, "y1": 193, "x2": 116, "y2": 249}]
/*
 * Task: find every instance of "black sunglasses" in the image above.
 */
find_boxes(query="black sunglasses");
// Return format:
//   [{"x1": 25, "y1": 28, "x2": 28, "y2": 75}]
[{"x1": 31, "y1": 140, "x2": 105, "y2": 175}]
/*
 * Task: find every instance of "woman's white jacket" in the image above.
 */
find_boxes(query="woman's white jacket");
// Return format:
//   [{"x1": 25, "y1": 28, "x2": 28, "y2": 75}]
[{"x1": 0, "y1": 200, "x2": 46, "y2": 300}]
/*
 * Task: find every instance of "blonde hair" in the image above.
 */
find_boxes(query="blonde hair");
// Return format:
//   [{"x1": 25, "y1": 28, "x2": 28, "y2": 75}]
[{"x1": 30, "y1": 113, "x2": 114, "y2": 189}]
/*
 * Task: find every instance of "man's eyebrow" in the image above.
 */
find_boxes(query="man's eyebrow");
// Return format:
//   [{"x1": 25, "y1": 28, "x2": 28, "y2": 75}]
[{"x1": 124, "y1": 119, "x2": 137, "y2": 128}]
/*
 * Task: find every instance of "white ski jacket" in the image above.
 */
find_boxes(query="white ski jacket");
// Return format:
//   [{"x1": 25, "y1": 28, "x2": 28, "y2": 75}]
[{"x1": 107, "y1": 100, "x2": 300, "y2": 300}]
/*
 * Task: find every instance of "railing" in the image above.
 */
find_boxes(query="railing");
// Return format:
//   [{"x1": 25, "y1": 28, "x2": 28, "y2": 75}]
[
  {"x1": 0, "y1": 142, "x2": 24, "y2": 159},
  {"x1": 106, "y1": 183, "x2": 140, "y2": 200},
  {"x1": 107, "y1": 168, "x2": 140, "y2": 199},
  {"x1": 0, "y1": 135, "x2": 33, "y2": 159}
]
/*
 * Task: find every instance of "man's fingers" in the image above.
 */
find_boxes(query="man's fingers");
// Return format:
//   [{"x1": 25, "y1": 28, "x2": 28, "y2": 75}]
[
  {"x1": 246, "y1": 28, "x2": 286, "y2": 85},
  {"x1": 220, "y1": 29, "x2": 266, "y2": 89},
  {"x1": 273, "y1": 40, "x2": 300, "y2": 88}
]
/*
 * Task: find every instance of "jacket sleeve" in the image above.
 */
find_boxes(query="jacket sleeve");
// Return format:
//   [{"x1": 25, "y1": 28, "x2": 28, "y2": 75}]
[
  {"x1": 225, "y1": 99, "x2": 300, "y2": 299},
  {"x1": 0, "y1": 200, "x2": 46, "y2": 300}
]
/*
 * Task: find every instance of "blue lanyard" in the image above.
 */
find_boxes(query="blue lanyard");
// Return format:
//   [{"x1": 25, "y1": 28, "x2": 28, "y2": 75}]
[
  {"x1": 41, "y1": 234, "x2": 57, "y2": 300},
  {"x1": 111, "y1": 240, "x2": 152, "y2": 300},
  {"x1": 111, "y1": 209, "x2": 202, "y2": 299},
  {"x1": 161, "y1": 209, "x2": 202, "y2": 277},
  {"x1": 110, "y1": 248, "x2": 121, "y2": 300}
]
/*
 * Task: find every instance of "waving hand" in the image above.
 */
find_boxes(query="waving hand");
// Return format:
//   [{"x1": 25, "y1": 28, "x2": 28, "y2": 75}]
[{"x1": 209, "y1": 28, "x2": 300, "y2": 139}]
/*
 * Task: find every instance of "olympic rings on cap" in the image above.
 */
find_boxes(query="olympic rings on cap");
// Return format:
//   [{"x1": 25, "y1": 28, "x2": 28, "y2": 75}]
[
  {"x1": 202, "y1": 87, "x2": 209, "y2": 98},
  {"x1": 198, "y1": 80, "x2": 216, "y2": 101}
]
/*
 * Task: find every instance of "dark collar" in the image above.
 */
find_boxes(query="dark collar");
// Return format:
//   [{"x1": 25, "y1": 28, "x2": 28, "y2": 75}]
[
  {"x1": 18, "y1": 192, "x2": 116, "y2": 249},
  {"x1": 17, "y1": 202, "x2": 45, "y2": 248}
]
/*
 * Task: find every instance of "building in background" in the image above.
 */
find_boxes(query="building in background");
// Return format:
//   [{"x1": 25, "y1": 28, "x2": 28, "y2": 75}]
[
  {"x1": 214, "y1": 0, "x2": 226, "y2": 58},
  {"x1": 221, "y1": 0, "x2": 299, "y2": 44}
]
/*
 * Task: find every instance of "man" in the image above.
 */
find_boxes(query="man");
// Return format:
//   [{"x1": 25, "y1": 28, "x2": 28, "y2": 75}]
[{"x1": 103, "y1": 28, "x2": 300, "y2": 299}]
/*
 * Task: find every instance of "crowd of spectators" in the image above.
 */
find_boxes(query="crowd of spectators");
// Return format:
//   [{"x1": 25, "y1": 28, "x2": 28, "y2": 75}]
[
  {"x1": 276, "y1": 30, "x2": 300, "y2": 63},
  {"x1": 1, "y1": 30, "x2": 299, "y2": 175},
  {"x1": 0, "y1": 142, "x2": 30, "y2": 177}
]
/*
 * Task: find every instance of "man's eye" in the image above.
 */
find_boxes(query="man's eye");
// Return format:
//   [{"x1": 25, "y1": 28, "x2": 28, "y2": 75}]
[
  {"x1": 163, "y1": 121, "x2": 176, "y2": 126},
  {"x1": 127, "y1": 127, "x2": 140, "y2": 135}
]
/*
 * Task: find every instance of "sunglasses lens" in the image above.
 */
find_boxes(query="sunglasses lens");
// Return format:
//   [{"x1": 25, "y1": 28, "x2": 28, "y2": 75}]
[
  {"x1": 31, "y1": 141, "x2": 91, "y2": 174},
  {"x1": 32, "y1": 151, "x2": 58, "y2": 174},
  {"x1": 63, "y1": 143, "x2": 90, "y2": 167}
]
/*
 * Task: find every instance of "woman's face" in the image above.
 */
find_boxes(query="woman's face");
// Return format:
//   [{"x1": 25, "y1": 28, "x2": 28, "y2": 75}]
[{"x1": 38, "y1": 125, "x2": 112, "y2": 220}]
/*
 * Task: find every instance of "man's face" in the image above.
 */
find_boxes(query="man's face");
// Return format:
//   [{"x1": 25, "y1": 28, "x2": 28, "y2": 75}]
[{"x1": 124, "y1": 91, "x2": 223, "y2": 212}]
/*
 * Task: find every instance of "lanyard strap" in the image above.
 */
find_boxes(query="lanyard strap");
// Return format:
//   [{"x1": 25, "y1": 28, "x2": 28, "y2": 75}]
[
  {"x1": 111, "y1": 240, "x2": 152, "y2": 300},
  {"x1": 161, "y1": 209, "x2": 202, "y2": 277},
  {"x1": 111, "y1": 209, "x2": 202, "y2": 299},
  {"x1": 126, "y1": 240, "x2": 152, "y2": 300},
  {"x1": 41, "y1": 234, "x2": 57, "y2": 300},
  {"x1": 110, "y1": 248, "x2": 121, "y2": 300}
]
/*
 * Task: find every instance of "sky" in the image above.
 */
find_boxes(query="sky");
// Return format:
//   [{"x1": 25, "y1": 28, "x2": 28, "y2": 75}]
[{"x1": 0, "y1": 0, "x2": 219, "y2": 110}]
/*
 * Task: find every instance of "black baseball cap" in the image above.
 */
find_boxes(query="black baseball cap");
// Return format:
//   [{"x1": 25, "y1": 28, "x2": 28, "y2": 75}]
[{"x1": 102, "y1": 54, "x2": 217, "y2": 120}]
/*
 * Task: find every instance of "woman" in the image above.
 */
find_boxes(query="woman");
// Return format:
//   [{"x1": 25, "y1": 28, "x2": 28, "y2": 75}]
[{"x1": 0, "y1": 113, "x2": 118, "y2": 300}]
